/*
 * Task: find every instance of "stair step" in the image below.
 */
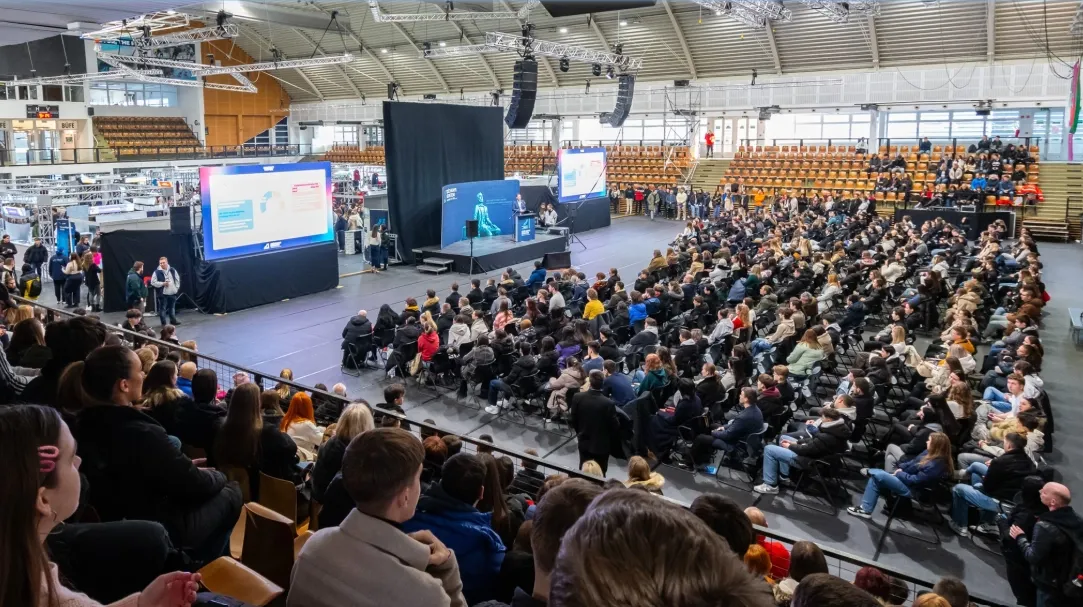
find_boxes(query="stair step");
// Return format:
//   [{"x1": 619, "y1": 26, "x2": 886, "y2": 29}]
[
  {"x1": 422, "y1": 257, "x2": 455, "y2": 266},
  {"x1": 417, "y1": 264, "x2": 452, "y2": 274}
]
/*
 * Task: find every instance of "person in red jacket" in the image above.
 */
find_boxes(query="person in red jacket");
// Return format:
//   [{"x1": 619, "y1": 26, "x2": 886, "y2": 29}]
[
  {"x1": 705, "y1": 131, "x2": 716, "y2": 158},
  {"x1": 418, "y1": 321, "x2": 440, "y2": 361},
  {"x1": 744, "y1": 506, "x2": 790, "y2": 580}
]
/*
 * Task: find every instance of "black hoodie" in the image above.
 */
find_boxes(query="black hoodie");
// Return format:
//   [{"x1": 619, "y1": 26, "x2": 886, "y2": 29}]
[
  {"x1": 1017, "y1": 506, "x2": 1083, "y2": 591},
  {"x1": 341, "y1": 314, "x2": 373, "y2": 347}
]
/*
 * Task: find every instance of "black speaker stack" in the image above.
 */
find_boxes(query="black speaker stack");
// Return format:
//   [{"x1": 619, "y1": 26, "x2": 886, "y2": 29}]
[
  {"x1": 504, "y1": 58, "x2": 538, "y2": 129},
  {"x1": 600, "y1": 74, "x2": 636, "y2": 128},
  {"x1": 169, "y1": 205, "x2": 193, "y2": 235},
  {"x1": 465, "y1": 219, "x2": 480, "y2": 239}
]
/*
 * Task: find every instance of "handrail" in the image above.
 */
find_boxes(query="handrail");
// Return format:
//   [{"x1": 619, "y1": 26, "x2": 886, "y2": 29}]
[
  {"x1": 0, "y1": 144, "x2": 310, "y2": 167},
  {"x1": 10, "y1": 295, "x2": 1013, "y2": 607}
]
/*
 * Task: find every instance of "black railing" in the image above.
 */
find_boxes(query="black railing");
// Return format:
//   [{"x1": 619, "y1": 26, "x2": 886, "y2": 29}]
[
  {"x1": 737, "y1": 137, "x2": 1044, "y2": 154},
  {"x1": 0, "y1": 144, "x2": 312, "y2": 167},
  {"x1": 11, "y1": 295, "x2": 1013, "y2": 607}
]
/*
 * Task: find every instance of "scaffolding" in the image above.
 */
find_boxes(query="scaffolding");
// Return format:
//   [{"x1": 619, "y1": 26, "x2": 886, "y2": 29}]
[{"x1": 662, "y1": 86, "x2": 702, "y2": 184}]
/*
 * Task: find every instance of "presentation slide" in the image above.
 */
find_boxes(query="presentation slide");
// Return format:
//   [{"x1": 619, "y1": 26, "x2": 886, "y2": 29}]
[
  {"x1": 441, "y1": 179, "x2": 520, "y2": 248},
  {"x1": 200, "y1": 162, "x2": 334, "y2": 261},
  {"x1": 557, "y1": 147, "x2": 607, "y2": 203}
]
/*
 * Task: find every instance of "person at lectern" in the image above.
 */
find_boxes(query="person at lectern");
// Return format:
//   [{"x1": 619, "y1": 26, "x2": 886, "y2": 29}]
[{"x1": 514, "y1": 194, "x2": 528, "y2": 214}]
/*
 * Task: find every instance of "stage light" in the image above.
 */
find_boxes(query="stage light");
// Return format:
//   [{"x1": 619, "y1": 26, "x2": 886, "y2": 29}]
[
  {"x1": 559, "y1": 27, "x2": 568, "y2": 33},
  {"x1": 439, "y1": 41, "x2": 447, "y2": 46},
  {"x1": 591, "y1": 63, "x2": 601, "y2": 77},
  {"x1": 605, "y1": 66, "x2": 615, "y2": 79},
  {"x1": 559, "y1": 57, "x2": 570, "y2": 72},
  {"x1": 619, "y1": 20, "x2": 627, "y2": 26},
  {"x1": 381, "y1": 48, "x2": 388, "y2": 53},
  {"x1": 422, "y1": 42, "x2": 431, "y2": 52}
]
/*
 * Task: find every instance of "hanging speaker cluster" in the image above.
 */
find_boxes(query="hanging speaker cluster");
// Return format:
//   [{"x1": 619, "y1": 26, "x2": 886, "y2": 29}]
[
  {"x1": 599, "y1": 73, "x2": 635, "y2": 128},
  {"x1": 504, "y1": 58, "x2": 538, "y2": 129}
]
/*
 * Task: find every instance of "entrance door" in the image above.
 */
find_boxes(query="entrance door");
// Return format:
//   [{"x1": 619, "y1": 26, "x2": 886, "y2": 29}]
[{"x1": 12, "y1": 131, "x2": 29, "y2": 165}]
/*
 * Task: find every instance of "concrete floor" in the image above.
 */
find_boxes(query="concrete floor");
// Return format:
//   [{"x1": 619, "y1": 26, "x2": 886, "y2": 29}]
[{"x1": 86, "y1": 219, "x2": 1082, "y2": 599}]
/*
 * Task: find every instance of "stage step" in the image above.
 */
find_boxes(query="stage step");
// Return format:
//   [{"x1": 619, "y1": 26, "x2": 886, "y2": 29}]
[
  {"x1": 417, "y1": 264, "x2": 451, "y2": 274},
  {"x1": 422, "y1": 257, "x2": 455, "y2": 267},
  {"x1": 1023, "y1": 219, "x2": 1071, "y2": 242}
]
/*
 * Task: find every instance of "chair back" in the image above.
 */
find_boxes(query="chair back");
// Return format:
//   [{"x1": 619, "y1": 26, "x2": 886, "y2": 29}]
[
  {"x1": 239, "y1": 503, "x2": 297, "y2": 589},
  {"x1": 198, "y1": 557, "x2": 284, "y2": 607},
  {"x1": 221, "y1": 466, "x2": 252, "y2": 504},
  {"x1": 745, "y1": 422, "x2": 771, "y2": 455},
  {"x1": 258, "y1": 472, "x2": 300, "y2": 530}
]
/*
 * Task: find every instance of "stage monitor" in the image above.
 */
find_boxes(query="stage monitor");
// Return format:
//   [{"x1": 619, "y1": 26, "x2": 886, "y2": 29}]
[
  {"x1": 441, "y1": 179, "x2": 520, "y2": 248},
  {"x1": 200, "y1": 162, "x2": 334, "y2": 261},
  {"x1": 557, "y1": 147, "x2": 607, "y2": 203}
]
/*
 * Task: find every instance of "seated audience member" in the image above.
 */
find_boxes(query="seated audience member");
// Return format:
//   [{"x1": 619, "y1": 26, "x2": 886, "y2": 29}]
[
  {"x1": 312, "y1": 402, "x2": 376, "y2": 502},
  {"x1": 772, "y1": 540, "x2": 829, "y2": 606},
  {"x1": 547, "y1": 488, "x2": 774, "y2": 607},
  {"x1": 478, "y1": 479, "x2": 603, "y2": 607},
  {"x1": 790, "y1": 573, "x2": 882, "y2": 607},
  {"x1": 754, "y1": 407, "x2": 850, "y2": 495},
  {"x1": 281, "y1": 392, "x2": 326, "y2": 460},
  {"x1": 624, "y1": 455, "x2": 665, "y2": 495},
  {"x1": 744, "y1": 507, "x2": 790, "y2": 580},
  {"x1": 341, "y1": 309, "x2": 373, "y2": 365},
  {"x1": 21, "y1": 316, "x2": 107, "y2": 406},
  {"x1": 74, "y1": 345, "x2": 242, "y2": 565},
  {"x1": 0, "y1": 404, "x2": 203, "y2": 607},
  {"x1": 692, "y1": 387, "x2": 763, "y2": 465},
  {"x1": 601, "y1": 360, "x2": 635, "y2": 406},
  {"x1": 288, "y1": 428, "x2": 467, "y2": 607},
  {"x1": 931, "y1": 577, "x2": 972, "y2": 607},
  {"x1": 646, "y1": 378, "x2": 702, "y2": 455},
  {"x1": 848, "y1": 432, "x2": 953, "y2": 519},
  {"x1": 402, "y1": 453, "x2": 507, "y2": 605},
  {"x1": 949, "y1": 432, "x2": 1035, "y2": 537},
  {"x1": 852, "y1": 567, "x2": 894, "y2": 605},
  {"x1": 157, "y1": 367, "x2": 225, "y2": 452},
  {"x1": 689, "y1": 494, "x2": 754, "y2": 557},
  {"x1": 213, "y1": 382, "x2": 301, "y2": 500},
  {"x1": 176, "y1": 361, "x2": 196, "y2": 398}
]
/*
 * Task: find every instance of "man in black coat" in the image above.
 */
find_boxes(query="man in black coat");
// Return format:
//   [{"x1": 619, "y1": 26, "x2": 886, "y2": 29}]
[
  {"x1": 0, "y1": 233, "x2": 17, "y2": 261},
  {"x1": 1010, "y1": 482, "x2": 1083, "y2": 607},
  {"x1": 22, "y1": 236, "x2": 49, "y2": 278},
  {"x1": 569, "y1": 370, "x2": 619, "y2": 475},
  {"x1": 341, "y1": 309, "x2": 373, "y2": 365},
  {"x1": 467, "y1": 278, "x2": 485, "y2": 306},
  {"x1": 436, "y1": 303, "x2": 456, "y2": 338}
]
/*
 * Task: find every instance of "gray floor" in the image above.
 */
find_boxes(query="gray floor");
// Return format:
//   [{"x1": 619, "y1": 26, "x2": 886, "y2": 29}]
[{"x1": 87, "y1": 219, "x2": 1083, "y2": 598}]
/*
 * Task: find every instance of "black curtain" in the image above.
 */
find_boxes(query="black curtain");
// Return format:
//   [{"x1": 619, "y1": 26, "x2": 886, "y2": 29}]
[
  {"x1": 100, "y1": 231, "x2": 197, "y2": 314},
  {"x1": 520, "y1": 185, "x2": 556, "y2": 213},
  {"x1": 520, "y1": 186, "x2": 611, "y2": 233},
  {"x1": 383, "y1": 101, "x2": 505, "y2": 262}
]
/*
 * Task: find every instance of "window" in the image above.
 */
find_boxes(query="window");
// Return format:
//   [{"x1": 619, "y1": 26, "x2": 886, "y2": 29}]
[
  {"x1": 64, "y1": 86, "x2": 84, "y2": 102},
  {"x1": 274, "y1": 118, "x2": 289, "y2": 145},
  {"x1": 333, "y1": 125, "x2": 358, "y2": 144},
  {"x1": 88, "y1": 81, "x2": 178, "y2": 107},
  {"x1": 42, "y1": 86, "x2": 63, "y2": 102}
]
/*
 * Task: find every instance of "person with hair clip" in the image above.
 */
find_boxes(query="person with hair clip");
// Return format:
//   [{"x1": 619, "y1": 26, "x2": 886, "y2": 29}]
[
  {"x1": 73, "y1": 345, "x2": 242, "y2": 566},
  {"x1": 847, "y1": 432, "x2": 954, "y2": 519},
  {"x1": 0, "y1": 404, "x2": 203, "y2": 607}
]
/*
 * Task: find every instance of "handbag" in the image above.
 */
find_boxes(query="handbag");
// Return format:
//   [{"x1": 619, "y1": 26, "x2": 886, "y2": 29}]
[{"x1": 408, "y1": 352, "x2": 423, "y2": 376}]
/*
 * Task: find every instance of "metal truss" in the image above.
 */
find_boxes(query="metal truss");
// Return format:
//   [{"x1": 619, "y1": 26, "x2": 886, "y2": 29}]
[
  {"x1": 88, "y1": 24, "x2": 240, "y2": 49},
  {"x1": 799, "y1": 0, "x2": 879, "y2": 24},
  {"x1": 1072, "y1": 0, "x2": 1083, "y2": 36},
  {"x1": 422, "y1": 32, "x2": 643, "y2": 70},
  {"x1": 692, "y1": 0, "x2": 792, "y2": 29},
  {"x1": 368, "y1": 0, "x2": 539, "y2": 22},
  {"x1": 1, "y1": 69, "x2": 163, "y2": 87},
  {"x1": 97, "y1": 55, "x2": 257, "y2": 92},
  {"x1": 98, "y1": 51, "x2": 353, "y2": 78},
  {"x1": 79, "y1": 12, "x2": 190, "y2": 39}
]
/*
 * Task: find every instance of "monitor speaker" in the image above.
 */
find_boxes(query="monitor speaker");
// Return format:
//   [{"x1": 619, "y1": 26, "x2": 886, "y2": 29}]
[
  {"x1": 505, "y1": 58, "x2": 538, "y2": 129},
  {"x1": 542, "y1": 251, "x2": 571, "y2": 270},
  {"x1": 169, "y1": 205, "x2": 192, "y2": 235},
  {"x1": 465, "y1": 219, "x2": 479, "y2": 239},
  {"x1": 599, "y1": 74, "x2": 635, "y2": 128},
  {"x1": 87, "y1": 107, "x2": 95, "y2": 117}
]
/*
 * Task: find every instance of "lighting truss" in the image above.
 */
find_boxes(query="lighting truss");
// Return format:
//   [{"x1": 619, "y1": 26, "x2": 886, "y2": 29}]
[
  {"x1": 78, "y1": 12, "x2": 190, "y2": 40},
  {"x1": 97, "y1": 51, "x2": 353, "y2": 78},
  {"x1": 693, "y1": 0, "x2": 792, "y2": 29},
  {"x1": 421, "y1": 32, "x2": 643, "y2": 70},
  {"x1": 800, "y1": 0, "x2": 879, "y2": 23},
  {"x1": 0, "y1": 69, "x2": 164, "y2": 87},
  {"x1": 1072, "y1": 1, "x2": 1083, "y2": 36},
  {"x1": 97, "y1": 54, "x2": 257, "y2": 92},
  {"x1": 87, "y1": 24, "x2": 240, "y2": 49},
  {"x1": 368, "y1": 0, "x2": 540, "y2": 22}
]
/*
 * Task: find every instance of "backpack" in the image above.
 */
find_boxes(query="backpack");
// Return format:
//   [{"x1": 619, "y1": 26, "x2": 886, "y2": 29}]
[{"x1": 24, "y1": 277, "x2": 41, "y2": 298}]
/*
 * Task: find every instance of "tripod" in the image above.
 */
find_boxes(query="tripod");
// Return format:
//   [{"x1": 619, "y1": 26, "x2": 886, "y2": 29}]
[
  {"x1": 566, "y1": 204, "x2": 586, "y2": 250},
  {"x1": 467, "y1": 235, "x2": 482, "y2": 276}
]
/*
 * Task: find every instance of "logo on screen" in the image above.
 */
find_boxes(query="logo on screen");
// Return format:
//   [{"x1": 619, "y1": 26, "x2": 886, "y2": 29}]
[
  {"x1": 445, "y1": 187, "x2": 458, "y2": 202},
  {"x1": 262, "y1": 241, "x2": 283, "y2": 250}
]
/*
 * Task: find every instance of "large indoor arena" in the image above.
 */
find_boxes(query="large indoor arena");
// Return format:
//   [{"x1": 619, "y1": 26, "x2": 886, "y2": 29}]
[{"x1": 0, "y1": 1, "x2": 1081, "y2": 606}]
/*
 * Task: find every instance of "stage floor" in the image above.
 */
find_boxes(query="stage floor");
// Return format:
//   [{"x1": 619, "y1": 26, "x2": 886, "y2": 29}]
[{"x1": 418, "y1": 233, "x2": 567, "y2": 273}]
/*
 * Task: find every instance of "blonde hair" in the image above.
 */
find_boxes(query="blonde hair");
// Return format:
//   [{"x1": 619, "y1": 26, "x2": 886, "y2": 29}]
[
  {"x1": 891, "y1": 325, "x2": 907, "y2": 345},
  {"x1": 9, "y1": 305, "x2": 33, "y2": 325},
  {"x1": 581, "y1": 460, "x2": 603, "y2": 477},
  {"x1": 275, "y1": 368, "x2": 294, "y2": 398},
  {"x1": 736, "y1": 304, "x2": 751, "y2": 327},
  {"x1": 913, "y1": 594, "x2": 952, "y2": 607},
  {"x1": 135, "y1": 347, "x2": 157, "y2": 373},
  {"x1": 826, "y1": 273, "x2": 840, "y2": 287},
  {"x1": 627, "y1": 456, "x2": 651, "y2": 482},
  {"x1": 335, "y1": 402, "x2": 375, "y2": 442}
]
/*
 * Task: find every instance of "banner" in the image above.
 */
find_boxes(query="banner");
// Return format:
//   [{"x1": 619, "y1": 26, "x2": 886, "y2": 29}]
[
  {"x1": 1069, "y1": 61, "x2": 1081, "y2": 161},
  {"x1": 441, "y1": 179, "x2": 520, "y2": 248}
]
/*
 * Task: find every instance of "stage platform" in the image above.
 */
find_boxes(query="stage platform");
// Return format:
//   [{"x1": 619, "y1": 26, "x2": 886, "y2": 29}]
[{"x1": 416, "y1": 233, "x2": 568, "y2": 274}]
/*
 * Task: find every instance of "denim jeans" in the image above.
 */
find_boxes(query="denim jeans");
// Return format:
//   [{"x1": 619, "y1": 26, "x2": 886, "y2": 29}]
[
  {"x1": 158, "y1": 294, "x2": 177, "y2": 325},
  {"x1": 860, "y1": 469, "x2": 912, "y2": 513},
  {"x1": 951, "y1": 482, "x2": 999, "y2": 526},
  {"x1": 982, "y1": 388, "x2": 1013, "y2": 412},
  {"x1": 762, "y1": 444, "x2": 798, "y2": 486},
  {"x1": 957, "y1": 452, "x2": 989, "y2": 470},
  {"x1": 488, "y1": 379, "x2": 514, "y2": 406},
  {"x1": 750, "y1": 338, "x2": 773, "y2": 357}
]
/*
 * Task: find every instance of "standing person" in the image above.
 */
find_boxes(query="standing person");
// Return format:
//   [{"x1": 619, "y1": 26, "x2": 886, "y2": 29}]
[
  {"x1": 705, "y1": 130, "x2": 716, "y2": 158},
  {"x1": 22, "y1": 236, "x2": 48, "y2": 278},
  {"x1": 334, "y1": 209, "x2": 348, "y2": 252},
  {"x1": 352, "y1": 167, "x2": 361, "y2": 190},
  {"x1": 47, "y1": 248, "x2": 67, "y2": 305},
  {"x1": 379, "y1": 224, "x2": 392, "y2": 270},
  {"x1": 569, "y1": 370, "x2": 619, "y2": 475},
  {"x1": 62, "y1": 252, "x2": 83, "y2": 308},
  {"x1": 646, "y1": 187, "x2": 660, "y2": 221},
  {"x1": 150, "y1": 257, "x2": 181, "y2": 327},
  {"x1": 126, "y1": 261, "x2": 148, "y2": 312},
  {"x1": 0, "y1": 233, "x2": 17, "y2": 260},
  {"x1": 676, "y1": 187, "x2": 689, "y2": 221},
  {"x1": 82, "y1": 252, "x2": 102, "y2": 312},
  {"x1": 368, "y1": 226, "x2": 383, "y2": 272},
  {"x1": 1009, "y1": 482, "x2": 1083, "y2": 607}
]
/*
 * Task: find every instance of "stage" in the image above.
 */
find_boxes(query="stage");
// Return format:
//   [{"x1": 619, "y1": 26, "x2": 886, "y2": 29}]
[{"x1": 417, "y1": 233, "x2": 568, "y2": 274}]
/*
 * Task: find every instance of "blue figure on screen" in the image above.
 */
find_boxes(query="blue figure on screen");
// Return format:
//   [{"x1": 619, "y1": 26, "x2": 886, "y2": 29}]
[{"x1": 463, "y1": 191, "x2": 502, "y2": 238}]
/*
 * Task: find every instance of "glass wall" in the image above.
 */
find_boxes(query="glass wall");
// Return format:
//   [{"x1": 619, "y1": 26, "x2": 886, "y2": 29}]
[
  {"x1": 879, "y1": 107, "x2": 1064, "y2": 159},
  {"x1": 578, "y1": 118, "x2": 670, "y2": 144},
  {"x1": 762, "y1": 113, "x2": 870, "y2": 143},
  {"x1": 507, "y1": 119, "x2": 573, "y2": 144},
  {"x1": 88, "y1": 81, "x2": 178, "y2": 107}
]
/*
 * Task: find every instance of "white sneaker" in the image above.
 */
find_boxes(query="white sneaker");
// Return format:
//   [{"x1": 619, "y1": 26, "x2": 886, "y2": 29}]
[
  {"x1": 948, "y1": 520, "x2": 971, "y2": 537},
  {"x1": 846, "y1": 506, "x2": 873, "y2": 519},
  {"x1": 753, "y1": 483, "x2": 779, "y2": 495},
  {"x1": 484, "y1": 405, "x2": 500, "y2": 415}
]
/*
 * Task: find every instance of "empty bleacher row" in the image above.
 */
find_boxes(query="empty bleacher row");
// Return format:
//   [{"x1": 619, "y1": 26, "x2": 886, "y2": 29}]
[
  {"x1": 504, "y1": 144, "x2": 554, "y2": 175},
  {"x1": 504, "y1": 144, "x2": 691, "y2": 185},
  {"x1": 321, "y1": 144, "x2": 385, "y2": 165},
  {"x1": 94, "y1": 116, "x2": 201, "y2": 156}
]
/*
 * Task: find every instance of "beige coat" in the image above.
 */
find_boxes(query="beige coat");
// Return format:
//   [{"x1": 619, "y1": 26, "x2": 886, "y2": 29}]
[{"x1": 288, "y1": 509, "x2": 466, "y2": 607}]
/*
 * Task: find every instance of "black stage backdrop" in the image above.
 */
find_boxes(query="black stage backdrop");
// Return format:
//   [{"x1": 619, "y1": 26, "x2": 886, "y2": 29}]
[
  {"x1": 383, "y1": 101, "x2": 504, "y2": 262},
  {"x1": 520, "y1": 186, "x2": 611, "y2": 233},
  {"x1": 102, "y1": 231, "x2": 339, "y2": 314}
]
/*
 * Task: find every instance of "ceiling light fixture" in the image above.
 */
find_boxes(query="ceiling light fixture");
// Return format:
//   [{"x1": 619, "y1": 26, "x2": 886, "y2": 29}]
[
  {"x1": 619, "y1": 20, "x2": 628, "y2": 26},
  {"x1": 559, "y1": 27, "x2": 568, "y2": 33},
  {"x1": 439, "y1": 41, "x2": 447, "y2": 46},
  {"x1": 381, "y1": 48, "x2": 388, "y2": 53},
  {"x1": 559, "y1": 57, "x2": 570, "y2": 72}
]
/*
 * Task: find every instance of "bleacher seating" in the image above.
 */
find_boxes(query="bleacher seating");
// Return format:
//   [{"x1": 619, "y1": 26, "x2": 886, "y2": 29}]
[
  {"x1": 504, "y1": 144, "x2": 554, "y2": 175},
  {"x1": 504, "y1": 144, "x2": 690, "y2": 186},
  {"x1": 321, "y1": 144, "x2": 385, "y2": 165},
  {"x1": 94, "y1": 116, "x2": 202, "y2": 157}
]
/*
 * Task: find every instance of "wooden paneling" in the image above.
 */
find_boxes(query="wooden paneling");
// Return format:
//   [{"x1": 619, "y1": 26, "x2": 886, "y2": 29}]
[{"x1": 203, "y1": 39, "x2": 290, "y2": 148}]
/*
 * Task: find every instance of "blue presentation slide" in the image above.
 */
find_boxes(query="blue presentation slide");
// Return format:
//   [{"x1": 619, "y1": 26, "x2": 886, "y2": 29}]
[
  {"x1": 558, "y1": 147, "x2": 607, "y2": 203},
  {"x1": 200, "y1": 162, "x2": 334, "y2": 261},
  {"x1": 441, "y1": 179, "x2": 520, "y2": 248}
]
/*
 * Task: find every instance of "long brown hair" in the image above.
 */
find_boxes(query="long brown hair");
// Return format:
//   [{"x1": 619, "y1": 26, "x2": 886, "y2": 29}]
[
  {"x1": 477, "y1": 453, "x2": 511, "y2": 541},
  {"x1": 798, "y1": 329, "x2": 822, "y2": 349},
  {"x1": 274, "y1": 368, "x2": 294, "y2": 399},
  {"x1": 919, "y1": 432, "x2": 955, "y2": 474},
  {"x1": 215, "y1": 383, "x2": 263, "y2": 468},
  {"x1": 947, "y1": 381, "x2": 974, "y2": 418},
  {"x1": 0, "y1": 405, "x2": 64, "y2": 607}
]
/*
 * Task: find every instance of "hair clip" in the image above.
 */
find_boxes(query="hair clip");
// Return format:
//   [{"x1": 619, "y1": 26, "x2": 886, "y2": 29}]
[{"x1": 38, "y1": 445, "x2": 59, "y2": 474}]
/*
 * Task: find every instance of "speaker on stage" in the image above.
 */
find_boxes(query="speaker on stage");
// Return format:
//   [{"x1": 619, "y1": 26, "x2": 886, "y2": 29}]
[
  {"x1": 465, "y1": 219, "x2": 480, "y2": 239},
  {"x1": 505, "y1": 58, "x2": 538, "y2": 129},
  {"x1": 170, "y1": 206, "x2": 192, "y2": 235},
  {"x1": 600, "y1": 74, "x2": 636, "y2": 128}
]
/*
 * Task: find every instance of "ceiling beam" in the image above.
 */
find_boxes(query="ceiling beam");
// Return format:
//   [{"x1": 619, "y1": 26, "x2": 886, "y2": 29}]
[
  {"x1": 986, "y1": 0, "x2": 996, "y2": 64},
  {"x1": 588, "y1": 14, "x2": 611, "y2": 51},
  {"x1": 661, "y1": 0, "x2": 696, "y2": 79},
  {"x1": 388, "y1": 21, "x2": 450, "y2": 92},
  {"x1": 333, "y1": 22, "x2": 399, "y2": 91},
  {"x1": 442, "y1": 20, "x2": 501, "y2": 88},
  {"x1": 763, "y1": 25, "x2": 781, "y2": 75},
  {"x1": 293, "y1": 28, "x2": 364, "y2": 98},
  {"x1": 498, "y1": 0, "x2": 558, "y2": 86},
  {"x1": 227, "y1": 24, "x2": 324, "y2": 100},
  {"x1": 866, "y1": 15, "x2": 880, "y2": 70}
]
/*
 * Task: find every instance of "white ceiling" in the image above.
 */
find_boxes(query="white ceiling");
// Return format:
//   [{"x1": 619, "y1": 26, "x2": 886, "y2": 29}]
[{"x1": 0, "y1": 1, "x2": 183, "y2": 45}]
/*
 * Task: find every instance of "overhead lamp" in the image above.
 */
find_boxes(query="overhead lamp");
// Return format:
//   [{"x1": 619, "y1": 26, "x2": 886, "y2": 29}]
[
  {"x1": 439, "y1": 41, "x2": 447, "y2": 47},
  {"x1": 559, "y1": 57, "x2": 570, "y2": 72},
  {"x1": 381, "y1": 48, "x2": 388, "y2": 53},
  {"x1": 605, "y1": 66, "x2": 615, "y2": 79},
  {"x1": 591, "y1": 63, "x2": 601, "y2": 77},
  {"x1": 559, "y1": 27, "x2": 568, "y2": 33},
  {"x1": 619, "y1": 20, "x2": 627, "y2": 26}
]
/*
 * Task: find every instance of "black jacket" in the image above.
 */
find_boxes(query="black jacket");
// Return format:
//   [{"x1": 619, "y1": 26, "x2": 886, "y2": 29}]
[
  {"x1": 788, "y1": 419, "x2": 850, "y2": 466},
  {"x1": 312, "y1": 435, "x2": 348, "y2": 502},
  {"x1": 436, "y1": 311, "x2": 456, "y2": 336},
  {"x1": 504, "y1": 355, "x2": 538, "y2": 392},
  {"x1": 756, "y1": 388, "x2": 784, "y2": 420},
  {"x1": 23, "y1": 243, "x2": 49, "y2": 265},
  {"x1": 1016, "y1": 507, "x2": 1083, "y2": 591},
  {"x1": 696, "y1": 376, "x2": 724, "y2": 408},
  {"x1": 982, "y1": 450, "x2": 1036, "y2": 501},
  {"x1": 629, "y1": 329, "x2": 659, "y2": 350},
  {"x1": 149, "y1": 396, "x2": 226, "y2": 451},
  {"x1": 446, "y1": 291, "x2": 462, "y2": 309},
  {"x1": 76, "y1": 405, "x2": 241, "y2": 549},
  {"x1": 599, "y1": 341, "x2": 622, "y2": 362},
  {"x1": 467, "y1": 288, "x2": 485, "y2": 305},
  {"x1": 569, "y1": 389, "x2": 619, "y2": 455},
  {"x1": 508, "y1": 468, "x2": 546, "y2": 500},
  {"x1": 341, "y1": 314, "x2": 373, "y2": 348}
]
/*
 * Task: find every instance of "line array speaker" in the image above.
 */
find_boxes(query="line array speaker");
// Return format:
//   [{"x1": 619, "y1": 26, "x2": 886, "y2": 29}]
[
  {"x1": 599, "y1": 73, "x2": 635, "y2": 128},
  {"x1": 169, "y1": 205, "x2": 192, "y2": 235},
  {"x1": 505, "y1": 58, "x2": 538, "y2": 129}
]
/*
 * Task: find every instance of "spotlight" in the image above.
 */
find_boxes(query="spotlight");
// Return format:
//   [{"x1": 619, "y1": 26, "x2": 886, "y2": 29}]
[
  {"x1": 591, "y1": 63, "x2": 601, "y2": 77},
  {"x1": 422, "y1": 42, "x2": 431, "y2": 53},
  {"x1": 613, "y1": 43, "x2": 623, "y2": 55},
  {"x1": 559, "y1": 57, "x2": 570, "y2": 72},
  {"x1": 605, "y1": 66, "x2": 615, "y2": 79},
  {"x1": 619, "y1": 20, "x2": 627, "y2": 26},
  {"x1": 216, "y1": 10, "x2": 230, "y2": 27},
  {"x1": 521, "y1": 23, "x2": 536, "y2": 39},
  {"x1": 559, "y1": 27, "x2": 568, "y2": 33},
  {"x1": 381, "y1": 48, "x2": 388, "y2": 54},
  {"x1": 439, "y1": 41, "x2": 447, "y2": 47}
]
